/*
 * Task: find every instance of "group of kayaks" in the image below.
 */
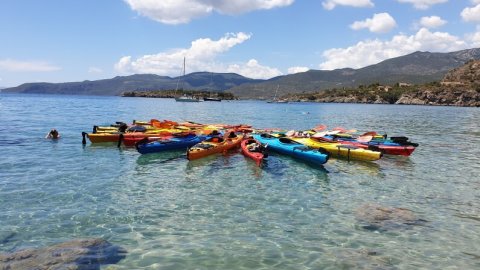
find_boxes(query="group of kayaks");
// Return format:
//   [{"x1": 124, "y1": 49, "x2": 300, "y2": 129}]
[{"x1": 81, "y1": 119, "x2": 419, "y2": 167}]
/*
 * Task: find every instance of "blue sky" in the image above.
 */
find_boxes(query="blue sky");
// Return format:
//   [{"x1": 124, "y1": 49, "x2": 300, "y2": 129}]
[{"x1": 1, "y1": 0, "x2": 480, "y2": 87}]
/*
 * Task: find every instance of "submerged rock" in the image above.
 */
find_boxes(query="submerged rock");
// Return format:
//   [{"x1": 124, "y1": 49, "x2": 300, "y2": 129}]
[
  {"x1": 355, "y1": 203, "x2": 427, "y2": 231},
  {"x1": 0, "y1": 238, "x2": 127, "y2": 270},
  {"x1": 331, "y1": 249, "x2": 396, "y2": 270}
]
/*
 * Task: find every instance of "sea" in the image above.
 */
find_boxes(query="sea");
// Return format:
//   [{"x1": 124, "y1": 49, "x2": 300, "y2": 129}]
[{"x1": 0, "y1": 93, "x2": 479, "y2": 269}]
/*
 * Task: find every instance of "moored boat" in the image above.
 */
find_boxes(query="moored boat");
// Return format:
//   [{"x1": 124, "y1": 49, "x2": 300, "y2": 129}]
[
  {"x1": 175, "y1": 95, "x2": 202, "y2": 102},
  {"x1": 204, "y1": 97, "x2": 222, "y2": 102}
]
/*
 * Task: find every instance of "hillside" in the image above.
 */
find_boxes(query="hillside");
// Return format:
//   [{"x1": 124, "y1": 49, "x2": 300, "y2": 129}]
[
  {"x1": 229, "y1": 48, "x2": 480, "y2": 99},
  {"x1": 2, "y1": 73, "x2": 262, "y2": 96},
  {"x1": 3, "y1": 48, "x2": 480, "y2": 98},
  {"x1": 284, "y1": 60, "x2": 480, "y2": 107},
  {"x1": 395, "y1": 59, "x2": 480, "y2": 106}
]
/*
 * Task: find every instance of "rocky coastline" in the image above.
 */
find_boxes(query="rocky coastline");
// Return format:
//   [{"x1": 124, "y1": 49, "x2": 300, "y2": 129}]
[
  {"x1": 291, "y1": 87, "x2": 480, "y2": 107},
  {"x1": 283, "y1": 60, "x2": 480, "y2": 107}
]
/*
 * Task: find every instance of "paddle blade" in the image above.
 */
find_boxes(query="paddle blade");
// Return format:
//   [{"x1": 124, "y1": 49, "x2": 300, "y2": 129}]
[
  {"x1": 313, "y1": 124, "x2": 327, "y2": 132},
  {"x1": 361, "y1": 131, "x2": 377, "y2": 137},
  {"x1": 326, "y1": 130, "x2": 341, "y2": 135},
  {"x1": 357, "y1": 135, "x2": 373, "y2": 143},
  {"x1": 332, "y1": 126, "x2": 347, "y2": 133},
  {"x1": 312, "y1": 131, "x2": 327, "y2": 138},
  {"x1": 285, "y1": 130, "x2": 295, "y2": 137}
]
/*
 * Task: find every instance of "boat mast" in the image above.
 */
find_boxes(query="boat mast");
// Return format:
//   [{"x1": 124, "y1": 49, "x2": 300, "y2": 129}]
[
  {"x1": 273, "y1": 85, "x2": 279, "y2": 101},
  {"x1": 175, "y1": 56, "x2": 186, "y2": 95}
]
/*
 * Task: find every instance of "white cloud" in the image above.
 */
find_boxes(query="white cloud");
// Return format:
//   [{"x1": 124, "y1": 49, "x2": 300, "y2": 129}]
[
  {"x1": 474, "y1": 33, "x2": 480, "y2": 46},
  {"x1": 350, "y1": 13, "x2": 397, "y2": 33},
  {"x1": 115, "y1": 32, "x2": 282, "y2": 79},
  {"x1": 468, "y1": 31, "x2": 480, "y2": 46},
  {"x1": 88, "y1": 67, "x2": 103, "y2": 74},
  {"x1": 227, "y1": 59, "x2": 282, "y2": 79},
  {"x1": 115, "y1": 32, "x2": 251, "y2": 74},
  {"x1": 461, "y1": 4, "x2": 480, "y2": 22},
  {"x1": 288, "y1": 66, "x2": 309, "y2": 74},
  {"x1": 0, "y1": 59, "x2": 61, "y2": 72},
  {"x1": 396, "y1": 0, "x2": 448, "y2": 9},
  {"x1": 419, "y1": 16, "x2": 447, "y2": 28},
  {"x1": 320, "y1": 28, "x2": 468, "y2": 70},
  {"x1": 322, "y1": 0, "x2": 373, "y2": 10},
  {"x1": 124, "y1": 0, "x2": 294, "y2": 24}
]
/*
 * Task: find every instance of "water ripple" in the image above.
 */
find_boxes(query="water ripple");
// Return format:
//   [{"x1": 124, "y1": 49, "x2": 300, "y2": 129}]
[{"x1": 1, "y1": 94, "x2": 479, "y2": 269}]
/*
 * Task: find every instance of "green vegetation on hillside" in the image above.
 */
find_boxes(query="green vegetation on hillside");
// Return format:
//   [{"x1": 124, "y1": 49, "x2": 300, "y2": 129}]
[{"x1": 282, "y1": 83, "x2": 421, "y2": 104}]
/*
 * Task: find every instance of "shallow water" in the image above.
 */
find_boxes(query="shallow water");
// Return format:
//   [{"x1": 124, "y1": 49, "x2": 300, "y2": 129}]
[{"x1": 0, "y1": 93, "x2": 479, "y2": 269}]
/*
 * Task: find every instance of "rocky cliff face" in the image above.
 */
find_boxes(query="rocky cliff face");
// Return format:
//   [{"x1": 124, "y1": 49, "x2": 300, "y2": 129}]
[
  {"x1": 396, "y1": 88, "x2": 480, "y2": 106},
  {"x1": 295, "y1": 60, "x2": 480, "y2": 107},
  {"x1": 396, "y1": 60, "x2": 480, "y2": 106},
  {"x1": 442, "y1": 59, "x2": 480, "y2": 85}
]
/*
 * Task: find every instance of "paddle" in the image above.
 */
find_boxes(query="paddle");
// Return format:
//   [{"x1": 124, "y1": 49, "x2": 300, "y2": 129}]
[
  {"x1": 361, "y1": 131, "x2": 377, "y2": 137},
  {"x1": 312, "y1": 131, "x2": 327, "y2": 138},
  {"x1": 285, "y1": 130, "x2": 296, "y2": 137},
  {"x1": 325, "y1": 130, "x2": 341, "y2": 135},
  {"x1": 332, "y1": 127, "x2": 357, "y2": 134},
  {"x1": 313, "y1": 124, "x2": 327, "y2": 132},
  {"x1": 81, "y1": 132, "x2": 88, "y2": 144},
  {"x1": 356, "y1": 135, "x2": 373, "y2": 143}
]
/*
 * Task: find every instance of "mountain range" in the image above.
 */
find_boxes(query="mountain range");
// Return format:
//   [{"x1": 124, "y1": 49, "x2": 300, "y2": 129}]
[
  {"x1": 3, "y1": 48, "x2": 480, "y2": 99},
  {"x1": 1, "y1": 73, "x2": 261, "y2": 96}
]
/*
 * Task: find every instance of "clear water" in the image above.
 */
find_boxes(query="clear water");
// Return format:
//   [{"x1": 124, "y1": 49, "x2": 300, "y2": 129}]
[{"x1": 0, "y1": 93, "x2": 479, "y2": 269}]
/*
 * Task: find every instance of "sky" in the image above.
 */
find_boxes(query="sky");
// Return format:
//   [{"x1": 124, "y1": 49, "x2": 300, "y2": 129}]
[{"x1": 1, "y1": 0, "x2": 480, "y2": 87}]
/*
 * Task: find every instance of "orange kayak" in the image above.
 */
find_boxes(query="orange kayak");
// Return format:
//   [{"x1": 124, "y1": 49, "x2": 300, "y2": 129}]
[
  {"x1": 83, "y1": 132, "x2": 156, "y2": 144},
  {"x1": 82, "y1": 132, "x2": 122, "y2": 143},
  {"x1": 187, "y1": 131, "x2": 244, "y2": 160}
]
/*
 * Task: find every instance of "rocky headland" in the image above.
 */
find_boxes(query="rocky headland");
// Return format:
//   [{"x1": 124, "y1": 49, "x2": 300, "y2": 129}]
[{"x1": 284, "y1": 60, "x2": 480, "y2": 107}]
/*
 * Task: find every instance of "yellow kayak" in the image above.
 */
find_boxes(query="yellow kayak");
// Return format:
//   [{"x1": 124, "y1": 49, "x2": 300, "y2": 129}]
[{"x1": 291, "y1": 137, "x2": 382, "y2": 161}]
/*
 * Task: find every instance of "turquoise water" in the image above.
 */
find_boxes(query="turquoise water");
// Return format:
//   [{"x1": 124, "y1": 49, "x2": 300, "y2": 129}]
[{"x1": 0, "y1": 93, "x2": 479, "y2": 269}]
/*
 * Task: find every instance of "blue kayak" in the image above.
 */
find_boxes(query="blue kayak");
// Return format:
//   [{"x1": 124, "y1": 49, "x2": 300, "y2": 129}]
[
  {"x1": 136, "y1": 134, "x2": 208, "y2": 154},
  {"x1": 253, "y1": 134, "x2": 329, "y2": 165}
]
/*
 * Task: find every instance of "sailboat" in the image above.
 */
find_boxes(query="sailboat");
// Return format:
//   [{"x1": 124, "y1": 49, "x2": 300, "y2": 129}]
[
  {"x1": 175, "y1": 57, "x2": 202, "y2": 102},
  {"x1": 203, "y1": 72, "x2": 221, "y2": 101},
  {"x1": 204, "y1": 96, "x2": 222, "y2": 102},
  {"x1": 266, "y1": 85, "x2": 288, "y2": 103}
]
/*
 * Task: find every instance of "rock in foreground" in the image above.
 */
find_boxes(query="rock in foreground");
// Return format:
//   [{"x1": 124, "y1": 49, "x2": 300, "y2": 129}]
[
  {"x1": 355, "y1": 203, "x2": 427, "y2": 231},
  {"x1": 0, "y1": 238, "x2": 127, "y2": 270}
]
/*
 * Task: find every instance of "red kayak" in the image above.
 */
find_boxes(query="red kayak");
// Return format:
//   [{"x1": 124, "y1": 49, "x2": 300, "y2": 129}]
[
  {"x1": 241, "y1": 138, "x2": 267, "y2": 166},
  {"x1": 121, "y1": 134, "x2": 173, "y2": 147},
  {"x1": 366, "y1": 144, "x2": 416, "y2": 156},
  {"x1": 119, "y1": 131, "x2": 194, "y2": 147},
  {"x1": 312, "y1": 134, "x2": 416, "y2": 156},
  {"x1": 338, "y1": 141, "x2": 416, "y2": 156}
]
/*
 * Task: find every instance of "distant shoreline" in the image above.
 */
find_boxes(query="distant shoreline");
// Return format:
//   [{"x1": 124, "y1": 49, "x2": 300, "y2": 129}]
[
  {"x1": 1, "y1": 91, "x2": 478, "y2": 107},
  {"x1": 121, "y1": 90, "x2": 236, "y2": 100}
]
